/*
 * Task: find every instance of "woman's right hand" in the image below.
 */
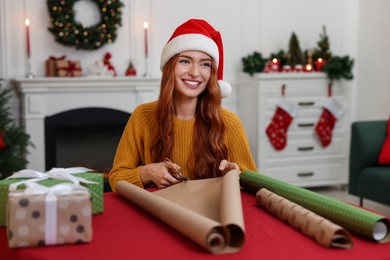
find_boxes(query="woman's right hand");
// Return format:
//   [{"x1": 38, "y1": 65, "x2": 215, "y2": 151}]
[{"x1": 139, "y1": 161, "x2": 181, "y2": 188}]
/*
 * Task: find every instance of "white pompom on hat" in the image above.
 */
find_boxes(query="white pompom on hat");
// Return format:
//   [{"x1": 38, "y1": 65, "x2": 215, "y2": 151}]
[{"x1": 160, "y1": 19, "x2": 232, "y2": 98}]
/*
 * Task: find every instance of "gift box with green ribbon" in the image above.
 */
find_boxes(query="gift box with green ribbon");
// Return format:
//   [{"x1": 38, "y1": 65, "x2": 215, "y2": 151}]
[{"x1": 0, "y1": 167, "x2": 104, "y2": 226}]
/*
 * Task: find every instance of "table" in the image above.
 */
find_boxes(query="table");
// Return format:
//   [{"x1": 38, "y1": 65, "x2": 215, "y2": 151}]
[{"x1": 1, "y1": 191, "x2": 390, "y2": 259}]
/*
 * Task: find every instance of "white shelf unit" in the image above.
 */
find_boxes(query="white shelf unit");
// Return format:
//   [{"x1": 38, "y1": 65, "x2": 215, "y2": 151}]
[{"x1": 238, "y1": 73, "x2": 350, "y2": 187}]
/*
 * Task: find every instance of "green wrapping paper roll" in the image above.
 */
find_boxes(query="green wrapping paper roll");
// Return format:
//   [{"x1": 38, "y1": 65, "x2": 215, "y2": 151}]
[{"x1": 239, "y1": 170, "x2": 390, "y2": 243}]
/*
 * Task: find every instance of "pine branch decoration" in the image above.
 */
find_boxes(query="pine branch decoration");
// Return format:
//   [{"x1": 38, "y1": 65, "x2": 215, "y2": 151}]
[
  {"x1": 242, "y1": 52, "x2": 267, "y2": 76},
  {"x1": 322, "y1": 55, "x2": 354, "y2": 81},
  {"x1": 0, "y1": 81, "x2": 33, "y2": 179}
]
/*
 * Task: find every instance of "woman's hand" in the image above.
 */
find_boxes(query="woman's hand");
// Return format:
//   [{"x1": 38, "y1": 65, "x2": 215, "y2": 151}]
[
  {"x1": 219, "y1": 159, "x2": 240, "y2": 174},
  {"x1": 140, "y1": 161, "x2": 181, "y2": 188}
]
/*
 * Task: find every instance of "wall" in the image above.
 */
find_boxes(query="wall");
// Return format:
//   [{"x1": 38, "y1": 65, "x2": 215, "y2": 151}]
[
  {"x1": 356, "y1": 0, "x2": 390, "y2": 120},
  {"x1": 0, "y1": 0, "x2": 387, "y2": 122}
]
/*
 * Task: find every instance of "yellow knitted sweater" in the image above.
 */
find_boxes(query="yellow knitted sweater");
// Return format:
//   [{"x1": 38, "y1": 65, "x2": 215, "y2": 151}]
[{"x1": 108, "y1": 101, "x2": 257, "y2": 190}]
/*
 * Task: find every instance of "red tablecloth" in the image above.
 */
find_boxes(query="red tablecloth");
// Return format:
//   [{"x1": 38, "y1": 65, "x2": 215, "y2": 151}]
[{"x1": 1, "y1": 191, "x2": 390, "y2": 260}]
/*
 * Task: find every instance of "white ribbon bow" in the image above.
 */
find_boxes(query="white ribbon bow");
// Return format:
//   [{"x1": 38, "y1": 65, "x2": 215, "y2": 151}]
[
  {"x1": 7, "y1": 167, "x2": 98, "y2": 191},
  {"x1": 10, "y1": 182, "x2": 91, "y2": 245}
]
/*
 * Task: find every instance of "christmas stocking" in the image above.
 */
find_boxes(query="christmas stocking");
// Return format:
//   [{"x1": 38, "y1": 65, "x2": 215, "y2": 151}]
[
  {"x1": 315, "y1": 97, "x2": 343, "y2": 147},
  {"x1": 266, "y1": 97, "x2": 298, "y2": 150}
]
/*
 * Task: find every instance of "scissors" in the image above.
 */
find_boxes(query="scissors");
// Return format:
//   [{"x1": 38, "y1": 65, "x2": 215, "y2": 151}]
[{"x1": 165, "y1": 158, "x2": 188, "y2": 182}]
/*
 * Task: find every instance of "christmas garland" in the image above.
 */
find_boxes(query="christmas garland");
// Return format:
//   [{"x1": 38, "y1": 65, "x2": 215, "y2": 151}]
[
  {"x1": 242, "y1": 52, "x2": 268, "y2": 76},
  {"x1": 322, "y1": 55, "x2": 354, "y2": 81},
  {"x1": 241, "y1": 26, "x2": 354, "y2": 81},
  {"x1": 47, "y1": 0, "x2": 123, "y2": 51}
]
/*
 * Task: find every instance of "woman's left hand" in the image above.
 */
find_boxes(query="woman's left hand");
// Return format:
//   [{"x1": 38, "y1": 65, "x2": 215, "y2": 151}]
[{"x1": 219, "y1": 159, "x2": 239, "y2": 174}]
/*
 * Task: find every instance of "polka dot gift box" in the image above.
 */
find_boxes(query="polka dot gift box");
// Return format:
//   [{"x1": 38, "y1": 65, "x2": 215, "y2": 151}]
[
  {"x1": 6, "y1": 183, "x2": 93, "y2": 248},
  {"x1": 0, "y1": 167, "x2": 104, "y2": 226}
]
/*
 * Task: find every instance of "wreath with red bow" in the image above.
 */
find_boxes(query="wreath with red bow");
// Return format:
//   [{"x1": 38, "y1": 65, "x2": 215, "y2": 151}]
[{"x1": 47, "y1": 0, "x2": 123, "y2": 50}]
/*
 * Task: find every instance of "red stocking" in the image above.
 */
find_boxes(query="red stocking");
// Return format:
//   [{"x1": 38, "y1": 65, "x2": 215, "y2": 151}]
[
  {"x1": 315, "y1": 96, "x2": 343, "y2": 147},
  {"x1": 266, "y1": 95, "x2": 297, "y2": 151},
  {"x1": 266, "y1": 107, "x2": 293, "y2": 150},
  {"x1": 315, "y1": 108, "x2": 337, "y2": 147}
]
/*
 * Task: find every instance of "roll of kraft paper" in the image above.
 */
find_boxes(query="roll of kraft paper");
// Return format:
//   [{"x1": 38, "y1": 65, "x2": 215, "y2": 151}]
[
  {"x1": 116, "y1": 170, "x2": 245, "y2": 254},
  {"x1": 256, "y1": 188, "x2": 353, "y2": 248},
  {"x1": 240, "y1": 170, "x2": 390, "y2": 243}
]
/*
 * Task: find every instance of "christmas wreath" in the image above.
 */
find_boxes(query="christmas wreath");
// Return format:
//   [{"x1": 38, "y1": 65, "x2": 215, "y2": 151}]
[{"x1": 47, "y1": 0, "x2": 123, "y2": 50}]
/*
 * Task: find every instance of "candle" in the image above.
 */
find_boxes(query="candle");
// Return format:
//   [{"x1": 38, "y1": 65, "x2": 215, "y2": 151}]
[
  {"x1": 304, "y1": 64, "x2": 313, "y2": 72},
  {"x1": 271, "y1": 58, "x2": 280, "y2": 71},
  {"x1": 272, "y1": 58, "x2": 280, "y2": 66},
  {"x1": 25, "y1": 18, "x2": 31, "y2": 57},
  {"x1": 315, "y1": 58, "x2": 326, "y2": 71},
  {"x1": 143, "y1": 21, "x2": 148, "y2": 57}
]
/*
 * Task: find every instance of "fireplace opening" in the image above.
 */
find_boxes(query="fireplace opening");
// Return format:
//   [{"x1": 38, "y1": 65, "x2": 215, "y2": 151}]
[{"x1": 45, "y1": 108, "x2": 131, "y2": 192}]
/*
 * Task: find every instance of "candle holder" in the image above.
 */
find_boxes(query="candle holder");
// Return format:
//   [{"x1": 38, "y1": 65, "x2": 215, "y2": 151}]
[
  {"x1": 26, "y1": 56, "x2": 35, "y2": 79},
  {"x1": 143, "y1": 56, "x2": 151, "y2": 77}
]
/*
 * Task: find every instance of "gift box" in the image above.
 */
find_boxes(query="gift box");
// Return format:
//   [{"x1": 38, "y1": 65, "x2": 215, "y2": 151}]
[
  {"x1": 56, "y1": 60, "x2": 83, "y2": 77},
  {"x1": 0, "y1": 167, "x2": 104, "y2": 226},
  {"x1": 45, "y1": 55, "x2": 66, "y2": 77},
  {"x1": 7, "y1": 183, "x2": 93, "y2": 248}
]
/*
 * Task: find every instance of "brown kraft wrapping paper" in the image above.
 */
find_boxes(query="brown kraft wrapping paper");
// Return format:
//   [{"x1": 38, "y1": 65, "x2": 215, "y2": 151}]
[
  {"x1": 256, "y1": 188, "x2": 353, "y2": 248},
  {"x1": 116, "y1": 170, "x2": 245, "y2": 254}
]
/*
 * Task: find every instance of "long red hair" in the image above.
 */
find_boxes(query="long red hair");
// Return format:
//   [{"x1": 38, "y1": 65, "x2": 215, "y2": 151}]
[{"x1": 151, "y1": 54, "x2": 228, "y2": 178}]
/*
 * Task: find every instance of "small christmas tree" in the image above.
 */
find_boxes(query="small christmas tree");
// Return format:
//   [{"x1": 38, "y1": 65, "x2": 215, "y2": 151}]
[
  {"x1": 0, "y1": 79, "x2": 32, "y2": 179},
  {"x1": 313, "y1": 26, "x2": 332, "y2": 62},
  {"x1": 288, "y1": 32, "x2": 304, "y2": 67}
]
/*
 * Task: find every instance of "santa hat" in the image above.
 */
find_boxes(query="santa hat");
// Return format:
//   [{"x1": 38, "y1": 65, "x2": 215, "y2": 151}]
[{"x1": 160, "y1": 19, "x2": 232, "y2": 98}]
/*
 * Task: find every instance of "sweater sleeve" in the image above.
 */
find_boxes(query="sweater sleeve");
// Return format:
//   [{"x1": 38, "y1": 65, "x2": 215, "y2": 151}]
[
  {"x1": 223, "y1": 109, "x2": 258, "y2": 172},
  {"x1": 108, "y1": 105, "x2": 150, "y2": 191}
]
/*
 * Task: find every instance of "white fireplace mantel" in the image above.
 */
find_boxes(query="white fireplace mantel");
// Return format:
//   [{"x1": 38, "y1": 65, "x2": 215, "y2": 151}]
[{"x1": 14, "y1": 76, "x2": 161, "y2": 171}]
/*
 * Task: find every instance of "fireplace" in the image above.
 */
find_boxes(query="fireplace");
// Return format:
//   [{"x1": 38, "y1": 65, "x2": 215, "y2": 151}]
[
  {"x1": 45, "y1": 107, "x2": 130, "y2": 172},
  {"x1": 15, "y1": 77, "x2": 160, "y2": 175}
]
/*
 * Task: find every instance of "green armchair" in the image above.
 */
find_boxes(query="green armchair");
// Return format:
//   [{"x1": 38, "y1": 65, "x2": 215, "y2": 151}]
[{"x1": 349, "y1": 120, "x2": 390, "y2": 206}]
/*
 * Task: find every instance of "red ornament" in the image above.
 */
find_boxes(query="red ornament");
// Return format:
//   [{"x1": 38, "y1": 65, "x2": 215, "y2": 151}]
[
  {"x1": 125, "y1": 61, "x2": 137, "y2": 76},
  {"x1": 0, "y1": 131, "x2": 6, "y2": 150},
  {"x1": 294, "y1": 64, "x2": 303, "y2": 72},
  {"x1": 282, "y1": 65, "x2": 292, "y2": 73}
]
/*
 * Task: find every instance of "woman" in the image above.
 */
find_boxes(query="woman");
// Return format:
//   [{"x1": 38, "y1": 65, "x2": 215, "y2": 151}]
[{"x1": 109, "y1": 19, "x2": 257, "y2": 190}]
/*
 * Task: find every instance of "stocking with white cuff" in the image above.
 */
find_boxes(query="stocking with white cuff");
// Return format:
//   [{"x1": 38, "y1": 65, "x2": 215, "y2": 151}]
[
  {"x1": 315, "y1": 87, "x2": 344, "y2": 147},
  {"x1": 266, "y1": 93, "x2": 298, "y2": 151}
]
